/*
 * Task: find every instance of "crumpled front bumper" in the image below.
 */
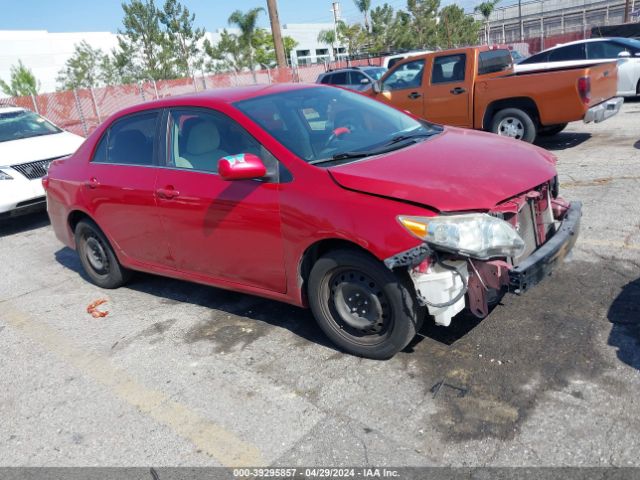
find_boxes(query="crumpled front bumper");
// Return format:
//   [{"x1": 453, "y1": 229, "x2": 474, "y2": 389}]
[
  {"x1": 509, "y1": 201, "x2": 582, "y2": 294},
  {"x1": 584, "y1": 97, "x2": 623, "y2": 123}
]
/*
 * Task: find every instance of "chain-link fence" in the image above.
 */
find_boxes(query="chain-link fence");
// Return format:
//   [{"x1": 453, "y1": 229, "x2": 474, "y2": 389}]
[{"x1": 0, "y1": 58, "x2": 386, "y2": 138}]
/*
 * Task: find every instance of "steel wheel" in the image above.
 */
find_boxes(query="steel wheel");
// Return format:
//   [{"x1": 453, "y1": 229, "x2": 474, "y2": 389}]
[
  {"x1": 327, "y1": 267, "x2": 393, "y2": 345},
  {"x1": 497, "y1": 116, "x2": 525, "y2": 140},
  {"x1": 308, "y1": 248, "x2": 421, "y2": 359},
  {"x1": 74, "y1": 219, "x2": 131, "y2": 289}
]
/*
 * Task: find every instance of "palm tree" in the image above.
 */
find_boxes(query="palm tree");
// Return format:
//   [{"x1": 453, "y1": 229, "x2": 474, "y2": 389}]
[
  {"x1": 475, "y1": 0, "x2": 500, "y2": 44},
  {"x1": 353, "y1": 0, "x2": 371, "y2": 33},
  {"x1": 228, "y1": 7, "x2": 264, "y2": 82}
]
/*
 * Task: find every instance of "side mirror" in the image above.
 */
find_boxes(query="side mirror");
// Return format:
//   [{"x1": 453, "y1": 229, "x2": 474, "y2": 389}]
[
  {"x1": 360, "y1": 78, "x2": 370, "y2": 84},
  {"x1": 218, "y1": 153, "x2": 266, "y2": 181},
  {"x1": 372, "y1": 80, "x2": 381, "y2": 94},
  {"x1": 618, "y1": 51, "x2": 631, "y2": 58}
]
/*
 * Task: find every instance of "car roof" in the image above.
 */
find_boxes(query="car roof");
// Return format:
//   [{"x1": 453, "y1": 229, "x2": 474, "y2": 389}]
[
  {"x1": 106, "y1": 83, "x2": 324, "y2": 119},
  {"x1": 539, "y1": 37, "x2": 628, "y2": 52}
]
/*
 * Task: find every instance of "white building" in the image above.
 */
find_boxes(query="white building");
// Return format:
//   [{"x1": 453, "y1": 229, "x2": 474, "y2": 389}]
[{"x1": 0, "y1": 23, "x2": 345, "y2": 96}]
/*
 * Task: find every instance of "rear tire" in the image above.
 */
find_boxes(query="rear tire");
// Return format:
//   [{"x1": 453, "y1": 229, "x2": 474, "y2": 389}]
[
  {"x1": 75, "y1": 219, "x2": 131, "y2": 289},
  {"x1": 491, "y1": 108, "x2": 537, "y2": 143},
  {"x1": 538, "y1": 123, "x2": 568, "y2": 137},
  {"x1": 308, "y1": 248, "x2": 422, "y2": 359}
]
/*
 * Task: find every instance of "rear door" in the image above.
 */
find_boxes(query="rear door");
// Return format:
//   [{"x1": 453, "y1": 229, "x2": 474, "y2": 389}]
[
  {"x1": 82, "y1": 110, "x2": 171, "y2": 267},
  {"x1": 377, "y1": 58, "x2": 426, "y2": 117},
  {"x1": 154, "y1": 107, "x2": 287, "y2": 293},
  {"x1": 423, "y1": 53, "x2": 472, "y2": 127}
]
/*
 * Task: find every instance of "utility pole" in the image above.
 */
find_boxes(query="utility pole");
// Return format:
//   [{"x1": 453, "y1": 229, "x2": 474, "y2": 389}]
[
  {"x1": 332, "y1": 2, "x2": 341, "y2": 61},
  {"x1": 624, "y1": 0, "x2": 631, "y2": 22},
  {"x1": 518, "y1": 0, "x2": 524, "y2": 41},
  {"x1": 266, "y1": 0, "x2": 287, "y2": 68}
]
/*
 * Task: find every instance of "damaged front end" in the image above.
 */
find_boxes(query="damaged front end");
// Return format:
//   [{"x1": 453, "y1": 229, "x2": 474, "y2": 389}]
[{"x1": 386, "y1": 180, "x2": 582, "y2": 327}]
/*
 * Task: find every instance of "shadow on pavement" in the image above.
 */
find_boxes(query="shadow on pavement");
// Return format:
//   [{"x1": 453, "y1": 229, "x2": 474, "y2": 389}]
[
  {"x1": 54, "y1": 246, "x2": 336, "y2": 353},
  {"x1": 0, "y1": 210, "x2": 49, "y2": 238},
  {"x1": 535, "y1": 132, "x2": 591, "y2": 151},
  {"x1": 607, "y1": 277, "x2": 640, "y2": 371}
]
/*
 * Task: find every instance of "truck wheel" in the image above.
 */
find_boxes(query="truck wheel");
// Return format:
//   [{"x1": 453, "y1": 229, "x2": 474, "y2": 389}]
[
  {"x1": 75, "y1": 219, "x2": 131, "y2": 289},
  {"x1": 308, "y1": 249, "x2": 422, "y2": 359},
  {"x1": 538, "y1": 123, "x2": 568, "y2": 137},
  {"x1": 491, "y1": 108, "x2": 537, "y2": 143}
]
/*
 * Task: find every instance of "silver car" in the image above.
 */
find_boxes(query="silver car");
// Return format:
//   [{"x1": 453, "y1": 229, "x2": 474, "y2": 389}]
[
  {"x1": 516, "y1": 37, "x2": 640, "y2": 97},
  {"x1": 316, "y1": 67, "x2": 387, "y2": 91}
]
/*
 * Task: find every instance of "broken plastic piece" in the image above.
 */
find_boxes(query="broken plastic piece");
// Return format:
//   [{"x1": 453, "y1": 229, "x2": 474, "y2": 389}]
[{"x1": 87, "y1": 298, "x2": 109, "y2": 318}]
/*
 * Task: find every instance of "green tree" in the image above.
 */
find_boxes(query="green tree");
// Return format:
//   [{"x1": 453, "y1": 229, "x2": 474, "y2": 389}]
[
  {"x1": 336, "y1": 21, "x2": 367, "y2": 57},
  {"x1": 475, "y1": 0, "x2": 500, "y2": 44},
  {"x1": 228, "y1": 7, "x2": 265, "y2": 82},
  {"x1": 203, "y1": 30, "x2": 246, "y2": 73},
  {"x1": 407, "y1": 0, "x2": 440, "y2": 49},
  {"x1": 118, "y1": 0, "x2": 173, "y2": 80},
  {"x1": 0, "y1": 60, "x2": 40, "y2": 97},
  {"x1": 56, "y1": 41, "x2": 108, "y2": 90},
  {"x1": 317, "y1": 28, "x2": 337, "y2": 59},
  {"x1": 353, "y1": 0, "x2": 371, "y2": 33},
  {"x1": 253, "y1": 29, "x2": 298, "y2": 67},
  {"x1": 437, "y1": 5, "x2": 482, "y2": 48},
  {"x1": 159, "y1": 0, "x2": 205, "y2": 78}
]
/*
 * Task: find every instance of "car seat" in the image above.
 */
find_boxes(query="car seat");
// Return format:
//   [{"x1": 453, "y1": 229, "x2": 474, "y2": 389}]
[{"x1": 181, "y1": 120, "x2": 228, "y2": 172}]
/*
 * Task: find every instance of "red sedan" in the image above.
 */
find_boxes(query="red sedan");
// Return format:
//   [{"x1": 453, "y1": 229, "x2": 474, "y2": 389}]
[{"x1": 44, "y1": 84, "x2": 581, "y2": 359}]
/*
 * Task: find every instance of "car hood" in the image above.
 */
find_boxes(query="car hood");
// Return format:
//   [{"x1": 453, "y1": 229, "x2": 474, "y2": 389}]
[
  {"x1": 0, "y1": 131, "x2": 84, "y2": 166},
  {"x1": 327, "y1": 127, "x2": 557, "y2": 212}
]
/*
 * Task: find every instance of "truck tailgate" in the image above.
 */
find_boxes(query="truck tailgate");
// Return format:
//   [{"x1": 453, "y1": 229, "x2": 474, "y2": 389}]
[{"x1": 586, "y1": 61, "x2": 618, "y2": 107}]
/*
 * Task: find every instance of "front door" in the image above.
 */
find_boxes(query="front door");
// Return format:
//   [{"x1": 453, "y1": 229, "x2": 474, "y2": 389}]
[
  {"x1": 376, "y1": 58, "x2": 426, "y2": 117},
  {"x1": 423, "y1": 53, "x2": 473, "y2": 128},
  {"x1": 154, "y1": 107, "x2": 287, "y2": 293}
]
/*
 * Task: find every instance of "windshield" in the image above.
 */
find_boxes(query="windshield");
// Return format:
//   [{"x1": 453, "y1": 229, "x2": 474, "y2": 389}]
[
  {"x1": 364, "y1": 67, "x2": 387, "y2": 80},
  {"x1": 234, "y1": 87, "x2": 441, "y2": 165},
  {"x1": 0, "y1": 109, "x2": 61, "y2": 143}
]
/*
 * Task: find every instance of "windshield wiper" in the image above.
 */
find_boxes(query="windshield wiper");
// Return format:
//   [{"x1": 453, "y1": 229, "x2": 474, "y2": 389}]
[
  {"x1": 309, "y1": 151, "x2": 371, "y2": 165},
  {"x1": 384, "y1": 132, "x2": 435, "y2": 146}
]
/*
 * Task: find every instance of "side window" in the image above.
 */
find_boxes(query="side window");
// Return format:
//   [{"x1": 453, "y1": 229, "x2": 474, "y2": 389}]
[
  {"x1": 432, "y1": 54, "x2": 466, "y2": 84},
  {"x1": 320, "y1": 74, "x2": 332, "y2": 84},
  {"x1": 382, "y1": 59, "x2": 425, "y2": 91},
  {"x1": 331, "y1": 72, "x2": 348, "y2": 85},
  {"x1": 519, "y1": 51, "x2": 549, "y2": 64},
  {"x1": 587, "y1": 41, "x2": 627, "y2": 59},
  {"x1": 168, "y1": 108, "x2": 279, "y2": 178},
  {"x1": 350, "y1": 71, "x2": 370, "y2": 85},
  {"x1": 549, "y1": 44, "x2": 585, "y2": 61},
  {"x1": 93, "y1": 111, "x2": 158, "y2": 165}
]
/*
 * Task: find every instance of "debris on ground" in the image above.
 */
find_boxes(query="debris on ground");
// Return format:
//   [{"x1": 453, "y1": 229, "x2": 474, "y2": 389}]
[{"x1": 86, "y1": 298, "x2": 109, "y2": 318}]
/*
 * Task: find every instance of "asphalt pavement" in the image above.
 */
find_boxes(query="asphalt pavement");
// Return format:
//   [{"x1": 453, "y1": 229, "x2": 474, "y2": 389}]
[{"x1": 1, "y1": 100, "x2": 639, "y2": 467}]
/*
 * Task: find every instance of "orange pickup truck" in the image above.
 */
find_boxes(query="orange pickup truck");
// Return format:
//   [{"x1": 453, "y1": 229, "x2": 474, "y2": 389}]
[{"x1": 367, "y1": 46, "x2": 622, "y2": 142}]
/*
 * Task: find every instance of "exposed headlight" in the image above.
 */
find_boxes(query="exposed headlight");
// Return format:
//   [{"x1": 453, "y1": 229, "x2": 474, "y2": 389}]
[
  {"x1": 0, "y1": 170, "x2": 13, "y2": 180},
  {"x1": 398, "y1": 213, "x2": 525, "y2": 259}
]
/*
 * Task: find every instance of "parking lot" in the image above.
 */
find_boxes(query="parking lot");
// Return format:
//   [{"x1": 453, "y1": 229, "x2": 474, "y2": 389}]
[{"x1": 1, "y1": 100, "x2": 639, "y2": 467}]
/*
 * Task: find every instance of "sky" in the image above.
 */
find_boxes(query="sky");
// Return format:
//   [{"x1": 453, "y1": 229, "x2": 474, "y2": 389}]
[{"x1": 0, "y1": 0, "x2": 506, "y2": 34}]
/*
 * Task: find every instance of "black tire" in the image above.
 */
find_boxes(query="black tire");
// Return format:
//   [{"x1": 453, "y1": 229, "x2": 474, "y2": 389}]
[
  {"x1": 538, "y1": 123, "x2": 568, "y2": 137},
  {"x1": 491, "y1": 108, "x2": 537, "y2": 143},
  {"x1": 74, "y1": 219, "x2": 131, "y2": 289},
  {"x1": 308, "y1": 248, "x2": 423, "y2": 359}
]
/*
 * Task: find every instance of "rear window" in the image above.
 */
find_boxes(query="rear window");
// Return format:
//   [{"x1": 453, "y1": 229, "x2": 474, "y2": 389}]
[{"x1": 478, "y1": 50, "x2": 513, "y2": 75}]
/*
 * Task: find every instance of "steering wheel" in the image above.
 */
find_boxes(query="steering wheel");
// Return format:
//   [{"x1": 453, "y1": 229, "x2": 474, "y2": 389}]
[{"x1": 323, "y1": 126, "x2": 351, "y2": 149}]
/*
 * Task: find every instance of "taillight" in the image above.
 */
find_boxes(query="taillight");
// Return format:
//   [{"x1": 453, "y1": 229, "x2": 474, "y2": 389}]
[{"x1": 577, "y1": 76, "x2": 591, "y2": 105}]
